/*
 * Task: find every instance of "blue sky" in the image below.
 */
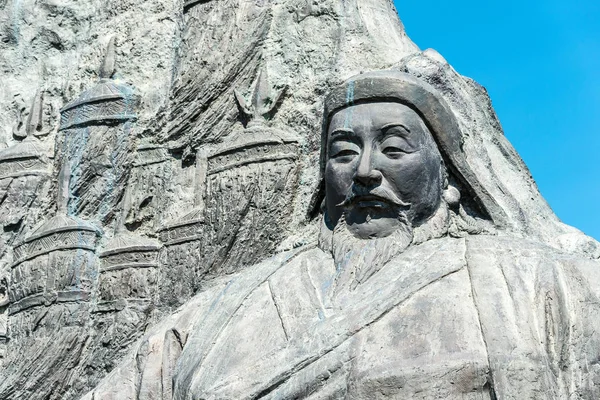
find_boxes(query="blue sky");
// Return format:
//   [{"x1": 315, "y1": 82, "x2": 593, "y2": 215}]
[{"x1": 393, "y1": 0, "x2": 600, "y2": 240}]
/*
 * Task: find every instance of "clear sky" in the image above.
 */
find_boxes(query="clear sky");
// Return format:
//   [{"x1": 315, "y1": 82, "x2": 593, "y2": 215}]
[{"x1": 393, "y1": 0, "x2": 600, "y2": 240}]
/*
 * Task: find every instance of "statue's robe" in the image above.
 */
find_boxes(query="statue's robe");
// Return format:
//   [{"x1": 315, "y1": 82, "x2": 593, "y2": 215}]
[{"x1": 83, "y1": 235, "x2": 600, "y2": 399}]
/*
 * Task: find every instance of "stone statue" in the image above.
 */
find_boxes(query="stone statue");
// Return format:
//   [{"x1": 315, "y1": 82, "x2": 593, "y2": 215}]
[
  {"x1": 1, "y1": 1, "x2": 599, "y2": 399},
  {"x1": 82, "y1": 71, "x2": 600, "y2": 400}
]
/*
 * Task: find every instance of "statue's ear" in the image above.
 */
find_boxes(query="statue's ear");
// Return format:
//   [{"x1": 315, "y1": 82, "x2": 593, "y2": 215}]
[
  {"x1": 443, "y1": 185, "x2": 461, "y2": 208},
  {"x1": 443, "y1": 167, "x2": 496, "y2": 232},
  {"x1": 439, "y1": 160, "x2": 461, "y2": 208}
]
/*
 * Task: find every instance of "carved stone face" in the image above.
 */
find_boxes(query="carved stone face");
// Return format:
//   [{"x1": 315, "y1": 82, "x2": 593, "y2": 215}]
[{"x1": 325, "y1": 102, "x2": 443, "y2": 239}]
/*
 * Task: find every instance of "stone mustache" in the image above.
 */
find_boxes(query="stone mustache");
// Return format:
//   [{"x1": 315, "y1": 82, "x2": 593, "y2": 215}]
[{"x1": 82, "y1": 71, "x2": 600, "y2": 399}]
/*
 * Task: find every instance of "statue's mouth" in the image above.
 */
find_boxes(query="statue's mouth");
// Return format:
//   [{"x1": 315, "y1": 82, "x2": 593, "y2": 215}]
[
  {"x1": 351, "y1": 195, "x2": 394, "y2": 209},
  {"x1": 337, "y1": 188, "x2": 410, "y2": 211}
]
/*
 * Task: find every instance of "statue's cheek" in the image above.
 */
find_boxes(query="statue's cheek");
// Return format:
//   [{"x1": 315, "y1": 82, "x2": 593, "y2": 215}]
[
  {"x1": 382, "y1": 154, "x2": 433, "y2": 195},
  {"x1": 325, "y1": 161, "x2": 355, "y2": 189},
  {"x1": 324, "y1": 161, "x2": 355, "y2": 221},
  {"x1": 381, "y1": 153, "x2": 423, "y2": 185},
  {"x1": 384, "y1": 152, "x2": 442, "y2": 221}
]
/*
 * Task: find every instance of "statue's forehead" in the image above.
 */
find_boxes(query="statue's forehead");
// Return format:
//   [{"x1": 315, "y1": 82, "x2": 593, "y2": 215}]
[
  {"x1": 328, "y1": 102, "x2": 424, "y2": 131},
  {"x1": 328, "y1": 101, "x2": 427, "y2": 136}
]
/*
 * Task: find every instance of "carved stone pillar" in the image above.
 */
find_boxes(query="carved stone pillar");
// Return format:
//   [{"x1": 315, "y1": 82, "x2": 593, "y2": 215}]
[
  {"x1": 57, "y1": 40, "x2": 138, "y2": 224},
  {"x1": 90, "y1": 232, "x2": 161, "y2": 374},
  {"x1": 126, "y1": 142, "x2": 173, "y2": 233},
  {"x1": 1, "y1": 163, "x2": 101, "y2": 398},
  {"x1": 201, "y1": 125, "x2": 299, "y2": 275},
  {"x1": 7, "y1": 178, "x2": 101, "y2": 343},
  {"x1": 96, "y1": 234, "x2": 161, "y2": 312}
]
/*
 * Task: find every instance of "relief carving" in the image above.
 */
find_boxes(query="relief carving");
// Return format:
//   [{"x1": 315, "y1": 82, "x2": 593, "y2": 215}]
[
  {"x1": 8, "y1": 162, "x2": 100, "y2": 318},
  {"x1": 1, "y1": 160, "x2": 101, "y2": 398},
  {"x1": 0, "y1": 90, "x2": 54, "y2": 294},
  {"x1": 0, "y1": 277, "x2": 7, "y2": 367},
  {"x1": 97, "y1": 187, "x2": 161, "y2": 311},
  {"x1": 57, "y1": 37, "x2": 138, "y2": 224},
  {"x1": 157, "y1": 68, "x2": 300, "y2": 309}
]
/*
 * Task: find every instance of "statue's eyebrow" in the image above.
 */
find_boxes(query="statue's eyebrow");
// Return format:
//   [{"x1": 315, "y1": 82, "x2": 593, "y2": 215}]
[
  {"x1": 329, "y1": 128, "x2": 355, "y2": 138},
  {"x1": 380, "y1": 122, "x2": 411, "y2": 134}
]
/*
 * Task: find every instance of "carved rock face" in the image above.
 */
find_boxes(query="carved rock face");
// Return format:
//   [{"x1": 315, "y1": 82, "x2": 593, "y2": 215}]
[
  {"x1": 200, "y1": 127, "x2": 300, "y2": 276},
  {"x1": 325, "y1": 102, "x2": 443, "y2": 239},
  {"x1": 57, "y1": 79, "x2": 138, "y2": 224}
]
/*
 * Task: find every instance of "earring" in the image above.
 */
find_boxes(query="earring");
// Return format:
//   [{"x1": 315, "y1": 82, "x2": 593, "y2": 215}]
[{"x1": 443, "y1": 185, "x2": 461, "y2": 207}]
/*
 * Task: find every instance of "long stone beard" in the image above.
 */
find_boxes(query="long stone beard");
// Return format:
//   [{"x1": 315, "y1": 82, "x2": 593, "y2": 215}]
[
  {"x1": 319, "y1": 210, "x2": 413, "y2": 297},
  {"x1": 318, "y1": 202, "x2": 450, "y2": 298}
]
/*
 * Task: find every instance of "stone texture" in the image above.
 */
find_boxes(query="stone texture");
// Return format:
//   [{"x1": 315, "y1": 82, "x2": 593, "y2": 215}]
[
  {"x1": 81, "y1": 236, "x2": 600, "y2": 399},
  {"x1": 0, "y1": 0, "x2": 598, "y2": 399}
]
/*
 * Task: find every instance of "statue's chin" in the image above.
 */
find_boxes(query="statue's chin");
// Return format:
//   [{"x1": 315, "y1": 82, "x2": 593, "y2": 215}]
[
  {"x1": 323, "y1": 210, "x2": 414, "y2": 293},
  {"x1": 344, "y1": 207, "x2": 406, "y2": 239}
]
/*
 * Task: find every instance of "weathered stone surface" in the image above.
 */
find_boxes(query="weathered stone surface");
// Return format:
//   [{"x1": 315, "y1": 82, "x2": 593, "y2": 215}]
[
  {"x1": 0, "y1": 0, "x2": 598, "y2": 399},
  {"x1": 79, "y1": 65, "x2": 600, "y2": 400}
]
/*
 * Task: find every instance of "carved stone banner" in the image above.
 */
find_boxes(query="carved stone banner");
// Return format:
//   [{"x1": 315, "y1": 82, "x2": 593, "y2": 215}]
[
  {"x1": 56, "y1": 40, "x2": 138, "y2": 224},
  {"x1": 2, "y1": 162, "x2": 101, "y2": 398}
]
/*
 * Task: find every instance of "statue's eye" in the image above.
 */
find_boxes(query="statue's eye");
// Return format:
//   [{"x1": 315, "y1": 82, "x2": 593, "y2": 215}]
[
  {"x1": 380, "y1": 134, "x2": 415, "y2": 158},
  {"x1": 382, "y1": 146, "x2": 406, "y2": 158},
  {"x1": 330, "y1": 141, "x2": 359, "y2": 161},
  {"x1": 335, "y1": 149, "x2": 358, "y2": 157}
]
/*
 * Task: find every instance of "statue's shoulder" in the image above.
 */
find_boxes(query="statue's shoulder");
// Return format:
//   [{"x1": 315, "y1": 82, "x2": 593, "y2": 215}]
[
  {"x1": 465, "y1": 233, "x2": 600, "y2": 291},
  {"x1": 173, "y1": 243, "x2": 324, "y2": 326},
  {"x1": 465, "y1": 234, "x2": 554, "y2": 252},
  {"x1": 236, "y1": 242, "x2": 325, "y2": 279},
  {"x1": 465, "y1": 233, "x2": 599, "y2": 260},
  {"x1": 80, "y1": 244, "x2": 325, "y2": 399}
]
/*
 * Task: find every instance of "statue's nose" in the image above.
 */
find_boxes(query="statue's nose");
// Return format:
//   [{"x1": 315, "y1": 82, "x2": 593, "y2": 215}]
[{"x1": 353, "y1": 150, "x2": 383, "y2": 187}]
